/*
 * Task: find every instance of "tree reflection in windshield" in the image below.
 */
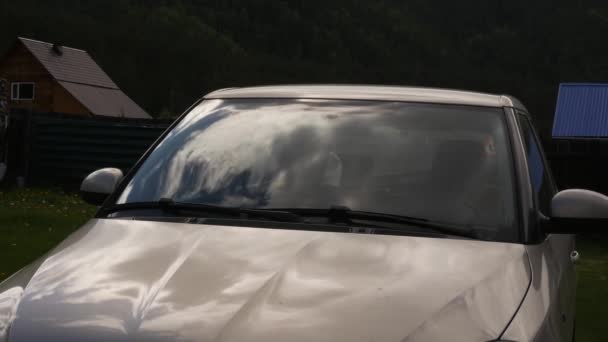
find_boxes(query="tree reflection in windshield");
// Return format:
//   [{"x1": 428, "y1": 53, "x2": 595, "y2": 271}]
[{"x1": 117, "y1": 99, "x2": 516, "y2": 236}]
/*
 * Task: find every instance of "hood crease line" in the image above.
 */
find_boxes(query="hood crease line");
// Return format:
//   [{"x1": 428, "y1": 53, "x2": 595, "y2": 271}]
[
  {"x1": 130, "y1": 231, "x2": 206, "y2": 334},
  {"x1": 211, "y1": 236, "x2": 323, "y2": 342}
]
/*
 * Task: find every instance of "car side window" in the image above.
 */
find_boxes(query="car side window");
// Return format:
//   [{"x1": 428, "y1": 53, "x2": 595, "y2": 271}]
[{"x1": 516, "y1": 114, "x2": 556, "y2": 216}]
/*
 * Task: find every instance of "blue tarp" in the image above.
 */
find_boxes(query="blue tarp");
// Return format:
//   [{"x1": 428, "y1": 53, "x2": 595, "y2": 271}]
[{"x1": 553, "y1": 83, "x2": 608, "y2": 138}]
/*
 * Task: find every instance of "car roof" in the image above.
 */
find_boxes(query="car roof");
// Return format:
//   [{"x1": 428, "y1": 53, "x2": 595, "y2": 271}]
[{"x1": 204, "y1": 85, "x2": 527, "y2": 110}]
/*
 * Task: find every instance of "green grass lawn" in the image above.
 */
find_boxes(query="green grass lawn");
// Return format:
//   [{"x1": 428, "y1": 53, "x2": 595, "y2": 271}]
[
  {"x1": 0, "y1": 188, "x2": 606, "y2": 340},
  {"x1": 0, "y1": 188, "x2": 96, "y2": 280},
  {"x1": 573, "y1": 237, "x2": 608, "y2": 342}
]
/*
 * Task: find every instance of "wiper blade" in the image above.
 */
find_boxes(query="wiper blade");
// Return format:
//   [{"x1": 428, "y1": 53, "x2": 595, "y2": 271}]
[
  {"x1": 101, "y1": 199, "x2": 303, "y2": 223},
  {"x1": 271, "y1": 206, "x2": 478, "y2": 239}
]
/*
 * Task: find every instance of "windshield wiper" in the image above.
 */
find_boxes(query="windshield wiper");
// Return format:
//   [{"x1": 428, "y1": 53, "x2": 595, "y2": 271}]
[
  {"x1": 269, "y1": 206, "x2": 478, "y2": 239},
  {"x1": 101, "y1": 201, "x2": 477, "y2": 239},
  {"x1": 100, "y1": 198, "x2": 304, "y2": 223}
]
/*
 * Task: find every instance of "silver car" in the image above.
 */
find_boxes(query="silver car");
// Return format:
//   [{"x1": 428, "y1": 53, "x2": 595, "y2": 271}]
[{"x1": 1, "y1": 86, "x2": 607, "y2": 342}]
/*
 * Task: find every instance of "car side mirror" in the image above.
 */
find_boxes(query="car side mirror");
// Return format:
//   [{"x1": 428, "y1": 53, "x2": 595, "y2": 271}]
[
  {"x1": 543, "y1": 189, "x2": 608, "y2": 234},
  {"x1": 80, "y1": 168, "x2": 123, "y2": 206}
]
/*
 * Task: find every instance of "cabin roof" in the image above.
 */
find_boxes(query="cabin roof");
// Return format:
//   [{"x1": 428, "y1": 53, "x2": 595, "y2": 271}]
[
  {"x1": 553, "y1": 83, "x2": 608, "y2": 138},
  {"x1": 19, "y1": 37, "x2": 117, "y2": 89},
  {"x1": 15, "y1": 37, "x2": 150, "y2": 118}
]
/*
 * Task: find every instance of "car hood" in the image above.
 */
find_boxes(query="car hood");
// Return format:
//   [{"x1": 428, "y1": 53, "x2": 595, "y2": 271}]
[{"x1": 1, "y1": 219, "x2": 530, "y2": 342}]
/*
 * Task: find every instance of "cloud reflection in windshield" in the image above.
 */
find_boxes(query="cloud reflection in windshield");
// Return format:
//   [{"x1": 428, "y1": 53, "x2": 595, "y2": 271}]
[{"x1": 117, "y1": 99, "x2": 514, "y2": 230}]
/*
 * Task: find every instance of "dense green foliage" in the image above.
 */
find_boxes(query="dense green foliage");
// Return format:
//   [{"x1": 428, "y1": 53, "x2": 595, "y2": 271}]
[{"x1": 2, "y1": 0, "x2": 608, "y2": 135}]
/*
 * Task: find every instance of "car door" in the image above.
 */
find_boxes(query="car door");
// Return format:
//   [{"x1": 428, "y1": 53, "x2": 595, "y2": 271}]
[{"x1": 516, "y1": 113, "x2": 577, "y2": 341}]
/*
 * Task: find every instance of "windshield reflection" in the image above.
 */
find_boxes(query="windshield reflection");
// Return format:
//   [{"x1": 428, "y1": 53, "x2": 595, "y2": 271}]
[{"x1": 117, "y1": 99, "x2": 515, "y2": 235}]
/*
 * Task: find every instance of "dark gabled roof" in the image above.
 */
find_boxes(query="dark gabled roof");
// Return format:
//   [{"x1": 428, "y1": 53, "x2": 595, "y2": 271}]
[
  {"x1": 553, "y1": 83, "x2": 608, "y2": 138},
  {"x1": 19, "y1": 37, "x2": 117, "y2": 88},
  {"x1": 17, "y1": 37, "x2": 150, "y2": 118},
  {"x1": 59, "y1": 81, "x2": 151, "y2": 119}
]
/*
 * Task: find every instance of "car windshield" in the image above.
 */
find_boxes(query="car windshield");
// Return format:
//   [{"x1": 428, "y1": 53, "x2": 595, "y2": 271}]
[{"x1": 116, "y1": 99, "x2": 517, "y2": 240}]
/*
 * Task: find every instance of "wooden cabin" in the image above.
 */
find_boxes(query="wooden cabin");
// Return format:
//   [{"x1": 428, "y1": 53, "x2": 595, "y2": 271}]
[{"x1": 0, "y1": 37, "x2": 150, "y2": 118}]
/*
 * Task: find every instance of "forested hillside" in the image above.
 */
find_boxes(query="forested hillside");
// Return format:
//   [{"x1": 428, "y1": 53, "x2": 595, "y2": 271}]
[{"x1": 2, "y1": 0, "x2": 608, "y2": 136}]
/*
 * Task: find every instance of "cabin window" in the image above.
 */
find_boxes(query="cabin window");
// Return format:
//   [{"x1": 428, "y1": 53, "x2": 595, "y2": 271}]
[{"x1": 11, "y1": 82, "x2": 35, "y2": 100}]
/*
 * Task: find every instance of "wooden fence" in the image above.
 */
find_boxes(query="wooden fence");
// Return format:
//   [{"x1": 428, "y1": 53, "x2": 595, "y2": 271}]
[
  {"x1": 3, "y1": 112, "x2": 172, "y2": 187},
  {"x1": 544, "y1": 139, "x2": 608, "y2": 195}
]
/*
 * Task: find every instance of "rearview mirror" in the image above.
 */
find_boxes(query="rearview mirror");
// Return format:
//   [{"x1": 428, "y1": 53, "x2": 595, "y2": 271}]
[
  {"x1": 543, "y1": 189, "x2": 608, "y2": 234},
  {"x1": 80, "y1": 168, "x2": 123, "y2": 206}
]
